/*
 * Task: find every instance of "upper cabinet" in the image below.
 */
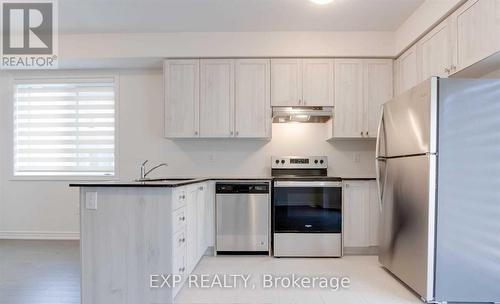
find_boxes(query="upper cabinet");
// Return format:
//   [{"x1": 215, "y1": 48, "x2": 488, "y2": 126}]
[
  {"x1": 452, "y1": 0, "x2": 500, "y2": 72},
  {"x1": 270, "y1": 59, "x2": 302, "y2": 106},
  {"x1": 164, "y1": 60, "x2": 200, "y2": 138},
  {"x1": 164, "y1": 59, "x2": 270, "y2": 139},
  {"x1": 302, "y1": 59, "x2": 335, "y2": 106},
  {"x1": 234, "y1": 59, "x2": 271, "y2": 138},
  {"x1": 395, "y1": 45, "x2": 418, "y2": 95},
  {"x1": 271, "y1": 58, "x2": 334, "y2": 107},
  {"x1": 417, "y1": 18, "x2": 455, "y2": 81},
  {"x1": 395, "y1": 0, "x2": 500, "y2": 96},
  {"x1": 364, "y1": 59, "x2": 394, "y2": 137},
  {"x1": 199, "y1": 59, "x2": 235, "y2": 138},
  {"x1": 332, "y1": 59, "x2": 393, "y2": 139}
]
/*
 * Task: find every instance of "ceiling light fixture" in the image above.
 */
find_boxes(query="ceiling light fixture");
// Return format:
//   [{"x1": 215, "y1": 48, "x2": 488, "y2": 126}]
[{"x1": 309, "y1": 0, "x2": 334, "y2": 5}]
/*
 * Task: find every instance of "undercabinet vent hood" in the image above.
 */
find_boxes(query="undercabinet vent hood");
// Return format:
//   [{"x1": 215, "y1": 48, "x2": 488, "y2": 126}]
[{"x1": 272, "y1": 106, "x2": 333, "y2": 123}]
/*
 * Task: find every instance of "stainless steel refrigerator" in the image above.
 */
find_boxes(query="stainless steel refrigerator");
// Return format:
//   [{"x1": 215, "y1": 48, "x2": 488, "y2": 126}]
[{"x1": 376, "y1": 77, "x2": 500, "y2": 303}]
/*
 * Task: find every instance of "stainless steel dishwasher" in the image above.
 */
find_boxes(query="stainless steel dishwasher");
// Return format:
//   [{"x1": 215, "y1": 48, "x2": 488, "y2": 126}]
[{"x1": 216, "y1": 181, "x2": 270, "y2": 254}]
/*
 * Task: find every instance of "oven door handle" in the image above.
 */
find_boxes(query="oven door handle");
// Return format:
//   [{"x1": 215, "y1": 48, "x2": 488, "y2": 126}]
[{"x1": 274, "y1": 181, "x2": 342, "y2": 188}]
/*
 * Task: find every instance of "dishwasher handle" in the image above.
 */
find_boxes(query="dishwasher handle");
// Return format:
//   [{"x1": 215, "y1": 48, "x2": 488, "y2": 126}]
[{"x1": 216, "y1": 183, "x2": 269, "y2": 194}]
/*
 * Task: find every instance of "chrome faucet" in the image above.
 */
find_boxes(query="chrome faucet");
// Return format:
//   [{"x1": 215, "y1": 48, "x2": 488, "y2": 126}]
[{"x1": 140, "y1": 160, "x2": 168, "y2": 180}]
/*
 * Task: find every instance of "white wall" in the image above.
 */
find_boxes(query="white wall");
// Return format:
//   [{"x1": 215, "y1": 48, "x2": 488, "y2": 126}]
[
  {"x1": 58, "y1": 31, "x2": 395, "y2": 68},
  {"x1": 0, "y1": 69, "x2": 375, "y2": 238}
]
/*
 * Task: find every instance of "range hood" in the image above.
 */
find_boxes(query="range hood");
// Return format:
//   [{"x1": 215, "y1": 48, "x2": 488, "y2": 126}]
[{"x1": 272, "y1": 106, "x2": 333, "y2": 123}]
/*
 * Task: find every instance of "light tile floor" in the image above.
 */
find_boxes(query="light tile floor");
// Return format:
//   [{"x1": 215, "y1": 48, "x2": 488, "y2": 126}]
[
  {"x1": 0, "y1": 240, "x2": 421, "y2": 304},
  {"x1": 176, "y1": 255, "x2": 422, "y2": 304}
]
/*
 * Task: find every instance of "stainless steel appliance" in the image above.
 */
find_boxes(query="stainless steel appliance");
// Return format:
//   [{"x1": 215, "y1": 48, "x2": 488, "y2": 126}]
[
  {"x1": 272, "y1": 156, "x2": 342, "y2": 257},
  {"x1": 272, "y1": 106, "x2": 333, "y2": 123},
  {"x1": 216, "y1": 181, "x2": 270, "y2": 254},
  {"x1": 376, "y1": 77, "x2": 500, "y2": 303}
]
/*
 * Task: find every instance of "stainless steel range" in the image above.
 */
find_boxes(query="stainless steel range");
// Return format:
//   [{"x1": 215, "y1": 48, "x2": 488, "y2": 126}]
[{"x1": 272, "y1": 156, "x2": 342, "y2": 257}]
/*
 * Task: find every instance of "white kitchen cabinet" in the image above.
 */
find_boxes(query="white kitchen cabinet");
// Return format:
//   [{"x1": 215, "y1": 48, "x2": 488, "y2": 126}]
[
  {"x1": 417, "y1": 18, "x2": 455, "y2": 81},
  {"x1": 343, "y1": 181, "x2": 370, "y2": 247},
  {"x1": 368, "y1": 181, "x2": 380, "y2": 246},
  {"x1": 271, "y1": 58, "x2": 334, "y2": 107},
  {"x1": 333, "y1": 59, "x2": 364, "y2": 138},
  {"x1": 343, "y1": 180, "x2": 380, "y2": 248},
  {"x1": 196, "y1": 183, "x2": 207, "y2": 260},
  {"x1": 363, "y1": 59, "x2": 393, "y2": 138},
  {"x1": 451, "y1": 0, "x2": 500, "y2": 72},
  {"x1": 185, "y1": 186, "x2": 199, "y2": 274},
  {"x1": 164, "y1": 59, "x2": 200, "y2": 138},
  {"x1": 234, "y1": 59, "x2": 271, "y2": 138},
  {"x1": 302, "y1": 59, "x2": 334, "y2": 106},
  {"x1": 200, "y1": 59, "x2": 235, "y2": 137},
  {"x1": 395, "y1": 45, "x2": 418, "y2": 95},
  {"x1": 270, "y1": 59, "x2": 302, "y2": 106},
  {"x1": 332, "y1": 59, "x2": 392, "y2": 139}
]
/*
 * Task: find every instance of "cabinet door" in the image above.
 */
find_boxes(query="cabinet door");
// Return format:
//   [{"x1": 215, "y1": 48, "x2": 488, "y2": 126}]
[
  {"x1": 368, "y1": 181, "x2": 381, "y2": 247},
  {"x1": 302, "y1": 59, "x2": 334, "y2": 106},
  {"x1": 185, "y1": 187, "x2": 198, "y2": 274},
  {"x1": 200, "y1": 59, "x2": 235, "y2": 137},
  {"x1": 164, "y1": 60, "x2": 199, "y2": 138},
  {"x1": 196, "y1": 184, "x2": 207, "y2": 260},
  {"x1": 270, "y1": 59, "x2": 302, "y2": 106},
  {"x1": 343, "y1": 181, "x2": 370, "y2": 247},
  {"x1": 452, "y1": 0, "x2": 500, "y2": 71},
  {"x1": 363, "y1": 59, "x2": 393, "y2": 138},
  {"x1": 418, "y1": 18, "x2": 454, "y2": 80},
  {"x1": 396, "y1": 45, "x2": 418, "y2": 94},
  {"x1": 333, "y1": 59, "x2": 364, "y2": 138},
  {"x1": 234, "y1": 59, "x2": 271, "y2": 138}
]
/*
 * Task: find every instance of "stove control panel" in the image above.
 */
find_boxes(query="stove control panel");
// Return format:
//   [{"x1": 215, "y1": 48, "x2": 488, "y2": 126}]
[{"x1": 271, "y1": 156, "x2": 328, "y2": 169}]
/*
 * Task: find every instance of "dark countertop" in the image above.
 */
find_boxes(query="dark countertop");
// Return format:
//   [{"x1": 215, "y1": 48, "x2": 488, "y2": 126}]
[
  {"x1": 70, "y1": 175, "x2": 376, "y2": 188},
  {"x1": 69, "y1": 177, "x2": 273, "y2": 188}
]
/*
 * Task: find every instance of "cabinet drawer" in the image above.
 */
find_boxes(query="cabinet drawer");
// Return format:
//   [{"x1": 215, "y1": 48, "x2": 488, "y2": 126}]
[
  {"x1": 172, "y1": 188, "x2": 187, "y2": 210},
  {"x1": 172, "y1": 248, "x2": 187, "y2": 297},
  {"x1": 173, "y1": 228, "x2": 187, "y2": 257},
  {"x1": 172, "y1": 207, "x2": 187, "y2": 233}
]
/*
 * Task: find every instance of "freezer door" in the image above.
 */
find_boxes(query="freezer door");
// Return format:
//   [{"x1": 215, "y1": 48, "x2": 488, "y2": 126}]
[
  {"x1": 382, "y1": 78, "x2": 437, "y2": 157},
  {"x1": 378, "y1": 155, "x2": 436, "y2": 302},
  {"x1": 435, "y1": 78, "x2": 500, "y2": 302}
]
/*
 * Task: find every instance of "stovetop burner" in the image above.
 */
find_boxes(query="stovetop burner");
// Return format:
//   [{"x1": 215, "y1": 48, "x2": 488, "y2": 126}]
[{"x1": 271, "y1": 156, "x2": 340, "y2": 180}]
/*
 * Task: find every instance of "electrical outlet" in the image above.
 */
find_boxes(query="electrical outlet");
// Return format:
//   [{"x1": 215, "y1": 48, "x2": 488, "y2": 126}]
[
  {"x1": 85, "y1": 192, "x2": 97, "y2": 210},
  {"x1": 353, "y1": 153, "x2": 361, "y2": 163}
]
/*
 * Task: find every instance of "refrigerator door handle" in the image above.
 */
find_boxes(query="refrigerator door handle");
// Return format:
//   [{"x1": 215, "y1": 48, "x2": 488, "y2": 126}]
[{"x1": 375, "y1": 107, "x2": 385, "y2": 209}]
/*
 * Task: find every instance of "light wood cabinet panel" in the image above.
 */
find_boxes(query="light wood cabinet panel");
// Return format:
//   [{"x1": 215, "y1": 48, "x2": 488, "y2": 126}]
[
  {"x1": 200, "y1": 59, "x2": 235, "y2": 138},
  {"x1": 333, "y1": 59, "x2": 364, "y2": 138},
  {"x1": 368, "y1": 181, "x2": 380, "y2": 247},
  {"x1": 417, "y1": 18, "x2": 454, "y2": 81},
  {"x1": 270, "y1": 59, "x2": 302, "y2": 106},
  {"x1": 452, "y1": 0, "x2": 500, "y2": 71},
  {"x1": 234, "y1": 59, "x2": 271, "y2": 138},
  {"x1": 396, "y1": 45, "x2": 418, "y2": 95},
  {"x1": 363, "y1": 59, "x2": 393, "y2": 138},
  {"x1": 164, "y1": 60, "x2": 199, "y2": 138},
  {"x1": 343, "y1": 181, "x2": 370, "y2": 247},
  {"x1": 302, "y1": 59, "x2": 334, "y2": 106}
]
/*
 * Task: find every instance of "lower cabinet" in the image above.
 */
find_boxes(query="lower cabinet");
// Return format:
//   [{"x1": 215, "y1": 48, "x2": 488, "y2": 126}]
[
  {"x1": 343, "y1": 180, "x2": 380, "y2": 250},
  {"x1": 171, "y1": 182, "x2": 211, "y2": 297}
]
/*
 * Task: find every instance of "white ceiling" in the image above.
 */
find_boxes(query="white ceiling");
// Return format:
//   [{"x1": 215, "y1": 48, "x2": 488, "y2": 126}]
[{"x1": 59, "y1": 0, "x2": 425, "y2": 34}]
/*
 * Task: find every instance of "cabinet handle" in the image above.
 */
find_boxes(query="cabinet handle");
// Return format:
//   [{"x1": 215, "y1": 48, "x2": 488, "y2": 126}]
[
  {"x1": 298, "y1": 99, "x2": 302, "y2": 105},
  {"x1": 179, "y1": 216, "x2": 185, "y2": 221},
  {"x1": 235, "y1": 131, "x2": 239, "y2": 136},
  {"x1": 451, "y1": 65, "x2": 457, "y2": 72},
  {"x1": 445, "y1": 68, "x2": 450, "y2": 74},
  {"x1": 194, "y1": 131, "x2": 198, "y2": 136},
  {"x1": 366, "y1": 131, "x2": 369, "y2": 136},
  {"x1": 230, "y1": 131, "x2": 233, "y2": 136},
  {"x1": 360, "y1": 131, "x2": 363, "y2": 136},
  {"x1": 199, "y1": 186, "x2": 203, "y2": 191}
]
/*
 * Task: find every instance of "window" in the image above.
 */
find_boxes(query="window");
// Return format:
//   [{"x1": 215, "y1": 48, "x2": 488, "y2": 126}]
[{"x1": 12, "y1": 77, "x2": 117, "y2": 178}]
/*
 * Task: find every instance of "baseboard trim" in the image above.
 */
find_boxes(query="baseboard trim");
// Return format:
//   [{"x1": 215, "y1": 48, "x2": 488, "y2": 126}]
[
  {"x1": 344, "y1": 246, "x2": 379, "y2": 255},
  {"x1": 0, "y1": 231, "x2": 80, "y2": 240}
]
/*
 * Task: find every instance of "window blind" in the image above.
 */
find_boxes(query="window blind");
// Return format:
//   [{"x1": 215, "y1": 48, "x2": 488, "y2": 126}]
[{"x1": 13, "y1": 78, "x2": 116, "y2": 177}]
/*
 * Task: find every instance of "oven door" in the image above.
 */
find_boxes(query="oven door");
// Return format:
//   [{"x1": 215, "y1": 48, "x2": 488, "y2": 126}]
[{"x1": 273, "y1": 181, "x2": 342, "y2": 233}]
